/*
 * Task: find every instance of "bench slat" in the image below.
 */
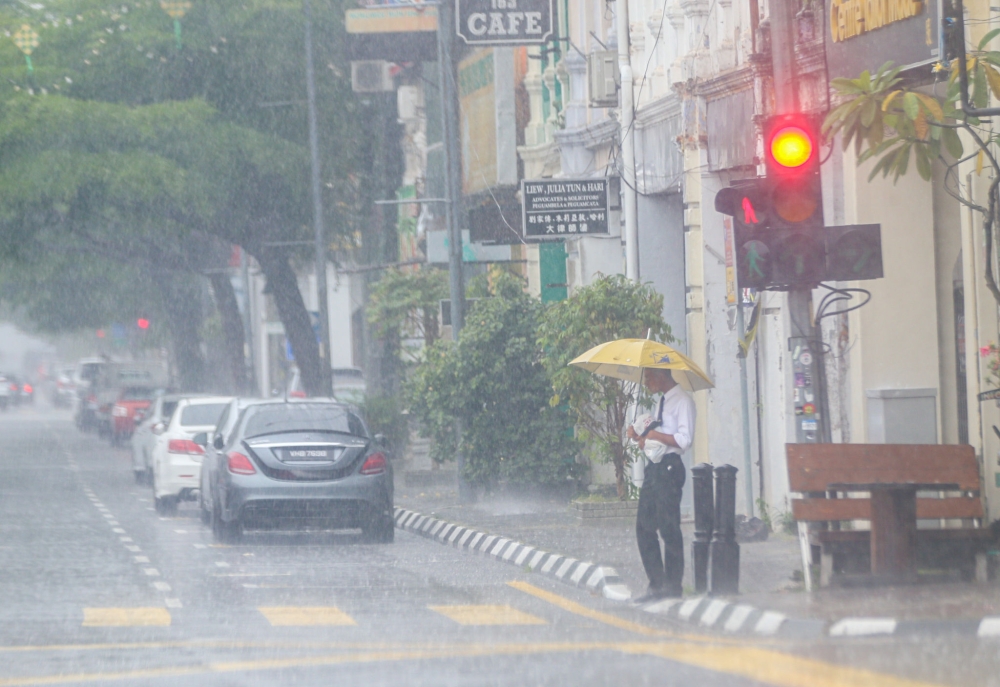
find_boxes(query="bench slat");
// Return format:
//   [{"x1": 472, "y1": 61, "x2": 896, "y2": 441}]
[
  {"x1": 792, "y1": 497, "x2": 984, "y2": 522},
  {"x1": 816, "y1": 528, "x2": 992, "y2": 543},
  {"x1": 786, "y1": 444, "x2": 980, "y2": 492}
]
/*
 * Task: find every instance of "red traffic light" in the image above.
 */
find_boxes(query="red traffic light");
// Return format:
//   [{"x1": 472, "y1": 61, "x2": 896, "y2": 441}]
[
  {"x1": 137, "y1": 318, "x2": 150, "y2": 330},
  {"x1": 770, "y1": 126, "x2": 814, "y2": 169},
  {"x1": 96, "y1": 329, "x2": 106, "y2": 339}
]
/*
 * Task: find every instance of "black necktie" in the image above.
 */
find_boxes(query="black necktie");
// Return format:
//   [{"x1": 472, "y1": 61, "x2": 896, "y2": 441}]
[{"x1": 657, "y1": 395, "x2": 664, "y2": 424}]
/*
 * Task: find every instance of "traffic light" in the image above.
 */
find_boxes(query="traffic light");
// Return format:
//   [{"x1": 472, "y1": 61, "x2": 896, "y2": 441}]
[
  {"x1": 763, "y1": 116, "x2": 826, "y2": 287},
  {"x1": 137, "y1": 318, "x2": 150, "y2": 330},
  {"x1": 824, "y1": 224, "x2": 883, "y2": 281},
  {"x1": 714, "y1": 180, "x2": 772, "y2": 290}
]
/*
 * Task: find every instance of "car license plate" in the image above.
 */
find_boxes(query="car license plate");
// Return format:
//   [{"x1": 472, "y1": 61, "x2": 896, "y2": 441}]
[{"x1": 282, "y1": 448, "x2": 332, "y2": 462}]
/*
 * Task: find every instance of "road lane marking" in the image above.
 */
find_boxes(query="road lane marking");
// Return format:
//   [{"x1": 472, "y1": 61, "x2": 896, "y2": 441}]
[
  {"x1": 508, "y1": 581, "x2": 669, "y2": 637},
  {"x1": 258, "y1": 607, "x2": 357, "y2": 627},
  {"x1": 0, "y1": 641, "x2": 948, "y2": 687},
  {"x1": 143, "y1": 568, "x2": 160, "y2": 576},
  {"x1": 152, "y1": 582, "x2": 171, "y2": 592},
  {"x1": 126, "y1": 546, "x2": 141, "y2": 553},
  {"x1": 429, "y1": 605, "x2": 546, "y2": 626},
  {"x1": 165, "y1": 598, "x2": 183, "y2": 609},
  {"x1": 134, "y1": 556, "x2": 150, "y2": 563},
  {"x1": 82, "y1": 608, "x2": 171, "y2": 627}
]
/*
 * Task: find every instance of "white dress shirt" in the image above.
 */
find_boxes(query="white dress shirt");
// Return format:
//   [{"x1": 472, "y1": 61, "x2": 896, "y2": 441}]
[{"x1": 654, "y1": 384, "x2": 696, "y2": 453}]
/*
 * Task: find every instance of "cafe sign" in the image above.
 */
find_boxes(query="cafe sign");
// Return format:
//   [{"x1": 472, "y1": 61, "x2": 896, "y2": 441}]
[
  {"x1": 456, "y1": 0, "x2": 554, "y2": 45},
  {"x1": 824, "y1": 0, "x2": 938, "y2": 80}
]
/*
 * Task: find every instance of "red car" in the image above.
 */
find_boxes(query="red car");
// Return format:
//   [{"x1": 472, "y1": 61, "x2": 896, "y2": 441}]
[{"x1": 111, "y1": 387, "x2": 161, "y2": 446}]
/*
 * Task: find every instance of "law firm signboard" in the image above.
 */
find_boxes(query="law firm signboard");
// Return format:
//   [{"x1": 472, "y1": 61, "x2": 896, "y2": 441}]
[
  {"x1": 456, "y1": 0, "x2": 554, "y2": 45},
  {"x1": 825, "y1": 0, "x2": 939, "y2": 79},
  {"x1": 521, "y1": 178, "x2": 610, "y2": 239}
]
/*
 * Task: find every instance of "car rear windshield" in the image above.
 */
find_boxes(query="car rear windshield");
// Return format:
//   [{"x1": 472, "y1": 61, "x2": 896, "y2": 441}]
[
  {"x1": 121, "y1": 387, "x2": 157, "y2": 401},
  {"x1": 243, "y1": 404, "x2": 368, "y2": 439},
  {"x1": 179, "y1": 403, "x2": 227, "y2": 427}
]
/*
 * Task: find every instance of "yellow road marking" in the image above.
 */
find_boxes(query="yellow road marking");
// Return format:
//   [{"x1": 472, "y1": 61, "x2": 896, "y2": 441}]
[
  {"x1": 81, "y1": 608, "x2": 170, "y2": 627},
  {"x1": 428, "y1": 605, "x2": 546, "y2": 626},
  {"x1": 0, "y1": 642, "x2": 947, "y2": 687},
  {"x1": 508, "y1": 582, "x2": 944, "y2": 687},
  {"x1": 258, "y1": 606, "x2": 356, "y2": 627}
]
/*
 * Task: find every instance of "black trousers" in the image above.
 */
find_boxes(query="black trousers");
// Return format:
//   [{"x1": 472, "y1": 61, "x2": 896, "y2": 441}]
[{"x1": 636, "y1": 454, "x2": 685, "y2": 594}]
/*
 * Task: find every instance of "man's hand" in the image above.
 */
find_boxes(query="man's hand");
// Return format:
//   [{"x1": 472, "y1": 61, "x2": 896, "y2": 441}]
[
  {"x1": 637, "y1": 437, "x2": 646, "y2": 450},
  {"x1": 626, "y1": 425, "x2": 638, "y2": 441}
]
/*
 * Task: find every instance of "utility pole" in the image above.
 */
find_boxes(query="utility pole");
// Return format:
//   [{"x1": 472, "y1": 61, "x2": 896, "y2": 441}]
[
  {"x1": 769, "y1": 0, "x2": 825, "y2": 445},
  {"x1": 616, "y1": 0, "x2": 639, "y2": 280},
  {"x1": 304, "y1": 0, "x2": 332, "y2": 397},
  {"x1": 437, "y1": 0, "x2": 474, "y2": 502}
]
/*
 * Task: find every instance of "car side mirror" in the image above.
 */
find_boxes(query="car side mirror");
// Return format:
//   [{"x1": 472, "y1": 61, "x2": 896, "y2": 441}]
[
  {"x1": 374, "y1": 433, "x2": 386, "y2": 446},
  {"x1": 213, "y1": 435, "x2": 225, "y2": 450},
  {"x1": 152, "y1": 422, "x2": 165, "y2": 435},
  {"x1": 192, "y1": 432, "x2": 208, "y2": 447}
]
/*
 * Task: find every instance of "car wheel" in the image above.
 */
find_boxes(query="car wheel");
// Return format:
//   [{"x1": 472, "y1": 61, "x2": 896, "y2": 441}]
[
  {"x1": 362, "y1": 514, "x2": 395, "y2": 544},
  {"x1": 212, "y1": 499, "x2": 241, "y2": 543}
]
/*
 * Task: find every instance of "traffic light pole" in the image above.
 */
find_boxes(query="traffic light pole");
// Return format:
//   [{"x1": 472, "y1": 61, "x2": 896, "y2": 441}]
[
  {"x1": 437, "y1": 0, "x2": 474, "y2": 502},
  {"x1": 770, "y1": 0, "x2": 827, "y2": 445}
]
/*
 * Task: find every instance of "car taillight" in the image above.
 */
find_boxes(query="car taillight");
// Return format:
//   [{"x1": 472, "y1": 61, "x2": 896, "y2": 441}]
[
  {"x1": 360, "y1": 452, "x2": 387, "y2": 475},
  {"x1": 227, "y1": 451, "x2": 256, "y2": 475},
  {"x1": 9, "y1": 384, "x2": 16, "y2": 392},
  {"x1": 23, "y1": 384, "x2": 31, "y2": 393},
  {"x1": 168, "y1": 439, "x2": 204, "y2": 455}
]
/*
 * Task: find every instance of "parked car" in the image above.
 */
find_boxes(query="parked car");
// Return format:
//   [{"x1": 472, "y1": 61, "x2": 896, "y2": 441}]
[
  {"x1": 198, "y1": 397, "x2": 260, "y2": 524},
  {"x1": 131, "y1": 394, "x2": 184, "y2": 483},
  {"x1": 202, "y1": 399, "x2": 393, "y2": 543},
  {"x1": 92, "y1": 361, "x2": 170, "y2": 439},
  {"x1": 50, "y1": 368, "x2": 76, "y2": 408},
  {"x1": 110, "y1": 386, "x2": 163, "y2": 446},
  {"x1": 73, "y1": 358, "x2": 107, "y2": 431},
  {"x1": 149, "y1": 396, "x2": 232, "y2": 515},
  {"x1": 0, "y1": 375, "x2": 11, "y2": 411}
]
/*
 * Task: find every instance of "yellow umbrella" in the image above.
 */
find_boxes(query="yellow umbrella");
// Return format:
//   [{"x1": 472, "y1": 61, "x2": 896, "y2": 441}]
[{"x1": 569, "y1": 338, "x2": 714, "y2": 392}]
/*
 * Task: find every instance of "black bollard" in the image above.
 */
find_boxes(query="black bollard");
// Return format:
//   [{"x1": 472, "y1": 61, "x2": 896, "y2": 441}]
[
  {"x1": 710, "y1": 464, "x2": 740, "y2": 595},
  {"x1": 691, "y1": 462, "x2": 715, "y2": 593}
]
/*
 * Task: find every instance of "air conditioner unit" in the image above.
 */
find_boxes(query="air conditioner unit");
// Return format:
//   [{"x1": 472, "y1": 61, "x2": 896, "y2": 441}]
[
  {"x1": 587, "y1": 51, "x2": 619, "y2": 108},
  {"x1": 351, "y1": 60, "x2": 394, "y2": 93}
]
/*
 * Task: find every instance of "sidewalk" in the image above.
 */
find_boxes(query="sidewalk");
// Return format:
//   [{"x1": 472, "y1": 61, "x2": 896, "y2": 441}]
[{"x1": 395, "y1": 475, "x2": 1000, "y2": 637}]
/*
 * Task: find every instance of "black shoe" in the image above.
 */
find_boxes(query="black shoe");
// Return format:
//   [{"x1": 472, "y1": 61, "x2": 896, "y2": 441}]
[{"x1": 632, "y1": 588, "x2": 669, "y2": 605}]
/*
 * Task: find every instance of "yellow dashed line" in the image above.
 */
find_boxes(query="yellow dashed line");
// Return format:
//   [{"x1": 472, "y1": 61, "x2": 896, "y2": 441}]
[
  {"x1": 258, "y1": 607, "x2": 357, "y2": 627},
  {"x1": 428, "y1": 605, "x2": 546, "y2": 626},
  {"x1": 81, "y1": 608, "x2": 171, "y2": 627}
]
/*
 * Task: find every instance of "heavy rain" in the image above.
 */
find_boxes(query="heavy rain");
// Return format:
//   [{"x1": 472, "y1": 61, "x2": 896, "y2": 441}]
[{"x1": 0, "y1": 0, "x2": 998, "y2": 685}]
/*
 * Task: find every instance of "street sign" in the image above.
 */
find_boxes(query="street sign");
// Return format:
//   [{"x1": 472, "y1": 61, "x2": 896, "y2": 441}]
[
  {"x1": 521, "y1": 178, "x2": 610, "y2": 239},
  {"x1": 978, "y1": 388, "x2": 1000, "y2": 402},
  {"x1": 456, "y1": 0, "x2": 554, "y2": 45}
]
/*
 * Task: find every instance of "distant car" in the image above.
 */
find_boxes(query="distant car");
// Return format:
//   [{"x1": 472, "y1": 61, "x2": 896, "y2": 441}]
[
  {"x1": 203, "y1": 399, "x2": 393, "y2": 543},
  {"x1": 51, "y1": 368, "x2": 75, "y2": 408},
  {"x1": 131, "y1": 394, "x2": 184, "y2": 483},
  {"x1": 110, "y1": 387, "x2": 162, "y2": 446},
  {"x1": 198, "y1": 397, "x2": 260, "y2": 524},
  {"x1": 150, "y1": 396, "x2": 233, "y2": 515},
  {"x1": 73, "y1": 358, "x2": 107, "y2": 431},
  {"x1": 0, "y1": 375, "x2": 10, "y2": 411}
]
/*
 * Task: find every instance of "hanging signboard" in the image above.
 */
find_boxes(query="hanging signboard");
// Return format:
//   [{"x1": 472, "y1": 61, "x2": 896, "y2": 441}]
[
  {"x1": 824, "y1": 0, "x2": 939, "y2": 80},
  {"x1": 521, "y1": 178, "x2": 610, "y2": 239},
  {"x1": 456, "y1": 0, "x2": 554, "y2": 45}
]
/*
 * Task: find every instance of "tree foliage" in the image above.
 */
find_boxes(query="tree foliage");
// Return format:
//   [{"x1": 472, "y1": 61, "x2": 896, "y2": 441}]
[
  {"x1": 367, "y1": 267, "x2": 449, "y2": 350},
  {"x1": 822, "y1": 54, "x2": 1000, "y2": 306},
  {"x1": 406, "y1": 272, "x2": 581, "y2": 491},
  {"x1": 537, "y1": 275, "x2": 672, "y2": 499}
]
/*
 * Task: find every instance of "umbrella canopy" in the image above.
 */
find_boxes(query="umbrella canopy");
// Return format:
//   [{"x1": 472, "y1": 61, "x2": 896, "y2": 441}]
[{"x1": 569, "y1": 338, "x2": 715, "y2": 392}]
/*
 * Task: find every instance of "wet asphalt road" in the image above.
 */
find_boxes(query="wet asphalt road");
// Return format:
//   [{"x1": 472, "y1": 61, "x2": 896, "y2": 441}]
[{"x1": 2, "y1": 407, "x2": 1000, "y2": 686}]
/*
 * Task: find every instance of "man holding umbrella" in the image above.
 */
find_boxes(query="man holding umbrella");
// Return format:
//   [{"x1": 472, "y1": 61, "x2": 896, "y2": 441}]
[
  {"x1": 569, "y1": 339, "x2": 710, "y2": 603},
  {"x1": 627, "y1": 368, "x2": 694, "y2": 602}
]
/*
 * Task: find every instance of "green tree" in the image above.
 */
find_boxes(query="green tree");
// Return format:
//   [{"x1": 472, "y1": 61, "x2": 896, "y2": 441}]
[
  {"x1": 537, "y1": 275, "x2": 672, "y2": 499},
  {"x1": 822, "y1": 55, "x2": 1000, "y2": 307},
  {"x1": 407, "y1": 272, "x2": 580, "y2": 491}
]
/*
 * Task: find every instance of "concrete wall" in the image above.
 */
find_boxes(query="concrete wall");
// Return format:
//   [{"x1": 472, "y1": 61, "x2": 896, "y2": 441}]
[{"x1": 637, "y1": 192, "x2": 687, "y2": 348}]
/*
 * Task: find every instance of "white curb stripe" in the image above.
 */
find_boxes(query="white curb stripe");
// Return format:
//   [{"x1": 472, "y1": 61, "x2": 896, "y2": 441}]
[
  {"x1": 437, "y1": 523, "x2": 454, "y2": 540},
  {"x1": 458, "y1": 530, "x2": 476, "y2": 547},
  {"x1": 723, "y1": 604, "x2": 755, "y2": 633},
  {"x1": 515, "y1": 547, "x2": 535, "y2": 566},
  {"x1": 502, "y1": 544, "x2": 521, "y2": 561},
  {"x1": 754, "y1": 611, "x2": 787, "y2": 636},
  {"x1": 570, "y1": 562, "x2": 592, "y2": 585},
  {"x1": 603, "y1": 584, "x2": 631, "y2": 601},
  {"x1": 429, "y1": 521, "x2": 445, "y2": 536},
  {"x1": 699, "y1": 599, "x2": 730, "y2": 627},
  {"x1": 643, "y1": 598, "x2": 681, "y2": 615},
  {"x1": 540, "y1": 555, "x2": 563, "y2": 574},
  {"x1": 829, "y1": 618, "x2": 897, "y2": 637},
  {"x1": 585, "y1": 568, "x2": 606, "y2": 589},
  {"x1": 978, "y1": 617, "x2": 1000, "y2": 637},
  {"x1": 678, "y1": 598, "x2": 703, "y2": 621},
  {"x1": 467, "y1": 532, "x2": 484, "y2": 549},
  {"x1": 555, "y1": 558, "x2": 578, "y2": 580},
  {"x1": 448, "y1": 527, "x2": 465, "y2": 544},
  {"x1": 491, "y1": 539, "x2": 510, "y2": 557},
  {"x1": 412, "y1": 515, "x2": 427, "y2": 530},
  {"x1": 421, "y1": 518, "x2": 437, "y2": 532}
]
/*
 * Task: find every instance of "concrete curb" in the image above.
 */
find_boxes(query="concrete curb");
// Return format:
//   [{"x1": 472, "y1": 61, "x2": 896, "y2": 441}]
[
  {"x1": 638, "y1": 596, "x2": 1000, "y2": 639},
  {"x1": 393, "y1": 507, "x2": 633, "y2": 601}
]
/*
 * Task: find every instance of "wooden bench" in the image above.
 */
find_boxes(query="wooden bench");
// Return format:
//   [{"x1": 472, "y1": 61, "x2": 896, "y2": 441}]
[{"x1": 786, "y1": 443, "x2": 994, "y2": 587}]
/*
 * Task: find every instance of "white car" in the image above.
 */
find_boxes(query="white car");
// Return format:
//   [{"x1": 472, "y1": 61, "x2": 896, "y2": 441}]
[
  {"x1": 149, "y1": 396, "x2": 232, "y2": 514},
  {"x1": 131, "y1": 394, "x2": 183, "y2": 484}
]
